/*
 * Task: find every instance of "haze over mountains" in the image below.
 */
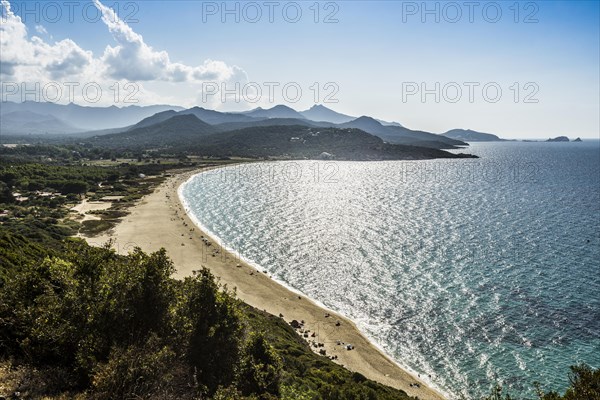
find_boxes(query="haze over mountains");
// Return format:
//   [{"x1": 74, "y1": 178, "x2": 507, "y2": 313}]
[
  {"x1": 90, "y1": 114, "x2": 477, "y2": 161},
  {"x1": 0, "y1": 101, "x2": 184, "y2": 133},
  {"x1": 121, "y1": 106, "x2": 470, "y2": 149},
  {"x1": 300, "y1": 104, "x2": 353, "y2": 123},
  {"x1": 0, "y1": 101, "x2": 412, "y2": 132},
  {"x1": 1, "y1": 102, "x2": 504, "y2": 152},
  {"x1": 1, "y1": 111, "x2": 81, "y2": 135},
  {"x1": 0, "y1": 100, "x2": 487, "y2": 161},
  {"x1": 242, "y1": 105, "x2": 307, "y2": 120}
]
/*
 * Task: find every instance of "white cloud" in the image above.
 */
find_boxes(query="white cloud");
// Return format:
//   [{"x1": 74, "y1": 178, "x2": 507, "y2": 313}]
[
  {"x1": 0, "y1": 0, "x2": 248, "y2": 106},
  {"x1": 93, "y1": 0, "x2": 246, "y2": 84},
  {"x1": 34, "y1": 24, "x2": 47, "y2": 35},
  {"x1": 0, "y1": 0, "x2": 93, "y2": 81}
]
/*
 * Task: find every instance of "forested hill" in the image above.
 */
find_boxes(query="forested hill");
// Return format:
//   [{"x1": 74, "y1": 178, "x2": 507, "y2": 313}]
[
  {"x1": 89, "y1": 117, "x2": 477, "y2": 160},
  {"x1": 91, "y1": 114, "x2": 219, "y2": 149}
]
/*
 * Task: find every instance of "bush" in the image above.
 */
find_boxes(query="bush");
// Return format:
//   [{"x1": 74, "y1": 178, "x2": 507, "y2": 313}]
[
  {"x1": 91, "y1": 334, "x2": 177, "y2": 399},
  {"x1": 239, "y1": 332, "x2": 282, "y2": 397}
]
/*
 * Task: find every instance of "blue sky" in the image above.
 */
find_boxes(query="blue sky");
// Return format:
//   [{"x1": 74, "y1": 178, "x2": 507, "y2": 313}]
[{"x1": 1, "y1": 0, "x2": 599, "y2": 138}]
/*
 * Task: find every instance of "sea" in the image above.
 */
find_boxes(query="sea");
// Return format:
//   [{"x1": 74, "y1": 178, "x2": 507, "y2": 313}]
[{"x1": 180, "y1": 141, "x2": 600, "y2": 399}]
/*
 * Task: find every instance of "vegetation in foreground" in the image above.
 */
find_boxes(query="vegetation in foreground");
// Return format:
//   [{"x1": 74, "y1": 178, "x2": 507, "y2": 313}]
[
  {"x1": 0, "y1": 228, "x2": 413, "y2": 399},
  {"x1": 0, "y1": 218, "x2": 597, "y2": 400},
  {"x1": 483, "y1": 365, "x2": 600, "y2": 400}
]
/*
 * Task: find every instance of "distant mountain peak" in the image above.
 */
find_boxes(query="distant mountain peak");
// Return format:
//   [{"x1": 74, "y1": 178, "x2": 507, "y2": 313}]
[
  {"x1": 270, "y1": 104, "x2": 296, "y2": 110},
  {"x1": 241, "y1": 105, "x2": 305, "y2": 119},
  {"x1": 353, "y1": 116, "x2": 381, "y2": 124},
  {"x1": 300, "y1": 104, "x2": 356, "y2": 124}
]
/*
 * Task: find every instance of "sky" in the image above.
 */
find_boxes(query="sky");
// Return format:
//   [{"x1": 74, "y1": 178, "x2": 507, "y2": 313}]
[{"x1": 1, "y1": 0, "x2": 599, "y2": 139}]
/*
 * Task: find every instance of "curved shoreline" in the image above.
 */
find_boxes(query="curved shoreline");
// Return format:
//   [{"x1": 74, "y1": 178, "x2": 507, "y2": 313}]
[
  {"x1": 179, "y1": 165, "x2": 450, "y2": 396},
  {"x1": 83, "y1": 165, "x2": 447, "y2": 400},
  {"x1": 177, "y1": 164, "x2": 346, "y2": 314}
]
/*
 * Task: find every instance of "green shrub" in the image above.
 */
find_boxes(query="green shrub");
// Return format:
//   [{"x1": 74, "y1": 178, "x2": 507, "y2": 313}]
[
  {"x1": 178, "y1": 268, "x2": 244, "y2": 394},
  {"x1": 91, "y1": 334, "x2": 177, "y2": 399},
  {"x1": 239, "y1": 332, "x2": 282, "y2": 396}
]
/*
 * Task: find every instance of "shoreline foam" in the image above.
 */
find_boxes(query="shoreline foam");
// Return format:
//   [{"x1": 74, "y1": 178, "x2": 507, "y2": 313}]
[{"x1": 82, "y1": 165, "x2": 447, "y2": 400}]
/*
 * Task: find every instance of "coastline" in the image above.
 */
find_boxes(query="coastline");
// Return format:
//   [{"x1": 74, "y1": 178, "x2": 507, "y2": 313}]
[{"x1": 82, "y1": 166, "x2": 447, "y2": 400}]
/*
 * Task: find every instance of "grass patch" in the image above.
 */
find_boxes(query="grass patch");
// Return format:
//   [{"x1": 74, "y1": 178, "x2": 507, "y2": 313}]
[{"x1": 79, "y1": 219, "x2": 116, "y2": 237}]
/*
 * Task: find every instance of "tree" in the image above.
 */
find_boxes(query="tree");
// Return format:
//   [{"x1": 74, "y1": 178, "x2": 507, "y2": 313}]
[
  {"x1": 0, "y1": 171, "x2": 17, "y2": 187},
  {"x1": 60, "y1": 180, "x2": 89, "y2": 195},
  {"x1": 180, "y1": 268, "x2": 244, "y2": 394},
  {"x1": 538, "y1": 364, "x2": 600, "y2": 400},
  {"x1": 0, "y1": 181, "x2": 14, "y2": 203},
  {"x1": 238, "y1": 332, "x2": 282, "y2": 396}
]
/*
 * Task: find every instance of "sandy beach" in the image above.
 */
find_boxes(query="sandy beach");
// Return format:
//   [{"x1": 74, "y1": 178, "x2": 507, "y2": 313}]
[{"x1": 83, "y1": 167, "x2": 446, "y2": 400}]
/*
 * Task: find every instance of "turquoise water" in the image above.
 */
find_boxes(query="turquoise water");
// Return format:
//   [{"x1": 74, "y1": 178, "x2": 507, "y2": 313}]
[{"x1": 181, "y1": 141, "x2": 600, "y2": 399}]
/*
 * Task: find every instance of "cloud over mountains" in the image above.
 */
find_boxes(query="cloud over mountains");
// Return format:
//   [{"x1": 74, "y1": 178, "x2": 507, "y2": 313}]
[{"x1": 0, "y1": 0, "x2": 247, "y2": 104}]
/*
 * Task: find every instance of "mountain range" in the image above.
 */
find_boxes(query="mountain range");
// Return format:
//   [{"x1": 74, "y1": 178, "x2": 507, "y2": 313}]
[
  {"x1": 0, "y1": 102, "x2": 406, "y2": 135},
  {"x1": 0, "y1": 101, "x2": 184, "y2": 133},
  {"x1": 104, "y1": 105, "x2": 476, "y2": 150},
  {"x1": 0, "y1": 101, "x2": 489, "y2": 160},
  {"x1": 0, "y1": 102, "x2": 501, "y2": 159},
  {"x1": 90, "y1": 114, "x2": 477, "y2": 161},
  {"x1": 247, "y1": 104, "x2": 403, "y2": 126},
  {"x1": 0, "y1": 111, "x2": 81, "y2": 135},
  {"x1": 1, "y1": 102, "x2": 504, "y2": 153}
]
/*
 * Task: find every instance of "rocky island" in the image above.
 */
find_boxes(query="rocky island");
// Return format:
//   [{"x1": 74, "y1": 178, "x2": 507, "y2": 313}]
[{"x1": 546, "y1": 136, "x2": 570, "y2": 142}]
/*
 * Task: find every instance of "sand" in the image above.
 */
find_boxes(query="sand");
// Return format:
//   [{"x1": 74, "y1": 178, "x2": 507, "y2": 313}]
[
  {"x1": 71, "y1": 199, "x2": 113, "y2": 222},
  {"x1": 82, "y1": 167, "x2": 446, "y2": 400}
]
